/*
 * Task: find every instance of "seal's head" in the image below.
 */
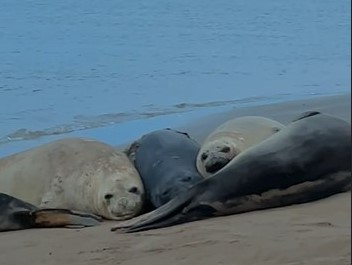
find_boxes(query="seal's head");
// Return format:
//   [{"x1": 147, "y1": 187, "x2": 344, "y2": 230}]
[
  {"x1": 198, "y1": 138, "x2": 241, "y2": 175},
  {"x1": 96, "y1": 172, "x2": 145, "y2": 220},
  {"x1": 91, "y1": 154, "x2": 145, "y2": 221}
]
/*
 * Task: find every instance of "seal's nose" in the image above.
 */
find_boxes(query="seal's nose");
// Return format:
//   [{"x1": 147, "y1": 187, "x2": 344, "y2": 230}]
[
  {"x1": 205, "y1": 157, "x2": 230, "y2": 173},
  {"x1": 118, "y1": 197, "x2": 130, "y2": 210},
  {"x1": 220, "y1": 146, "x2": 231, "y2": 153}
]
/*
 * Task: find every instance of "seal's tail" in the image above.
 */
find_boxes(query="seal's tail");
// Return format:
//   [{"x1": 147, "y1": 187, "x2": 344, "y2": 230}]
[{"x1": 32, "y1": 208, "x2": 102, "y2": 228}]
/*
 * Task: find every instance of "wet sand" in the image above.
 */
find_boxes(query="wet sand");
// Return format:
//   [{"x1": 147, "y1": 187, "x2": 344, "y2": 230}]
[{"x1": 0, "y1": 94, "x2": 350, "y2": 265}]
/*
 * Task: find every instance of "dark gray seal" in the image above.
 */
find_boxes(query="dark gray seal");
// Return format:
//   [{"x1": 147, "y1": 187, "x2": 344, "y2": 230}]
[
  {"x1": 0, "y1": 193, "x2": 102, "y2": 232},
  {"x1": 113, "y1": 111, "x2": 351, "y2": 233},
  {"x1": 125, "y1": 128, "x2": 203, "y2": 210}
]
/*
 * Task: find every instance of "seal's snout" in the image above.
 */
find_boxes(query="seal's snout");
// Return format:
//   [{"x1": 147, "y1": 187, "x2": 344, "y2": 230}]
[
  {"x1": 205, "y1": 157, "x2": 230, "y2": 173},
  {"x1": 103, "y1": 191, "x2": 142, "y2": 220},
  {"x1": 118, "y1": 197, "x2": 135, "y2": 210},
  {"x1": 107, "y1": 196, "x2": 142, "y2": 220}
]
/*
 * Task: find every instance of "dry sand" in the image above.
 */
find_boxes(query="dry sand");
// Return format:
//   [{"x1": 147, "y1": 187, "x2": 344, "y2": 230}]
[{"x1": 0, "y1": 94, "x2": 351, "y2": 265}]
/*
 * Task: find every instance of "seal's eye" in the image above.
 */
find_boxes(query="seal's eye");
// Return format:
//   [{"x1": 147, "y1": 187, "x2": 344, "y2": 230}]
[
  {"x1": 104, "y1": 194, "x2": 114, "y2": 200},
  {"x1": 220, "y1": 146, "x2": 230, "y2": 153},
  {"x1": 181, "y1": 176, "x2": 191, "y2": 182},
  {"x1": 128, "y1": 186, "x2": 138, "y2": 194},
  {"x1": 162, "y1": 190, "x2": 170, "y2": 197},
  {"x1": 201, "y1": 153, "x2": 208, "y2": 160}
]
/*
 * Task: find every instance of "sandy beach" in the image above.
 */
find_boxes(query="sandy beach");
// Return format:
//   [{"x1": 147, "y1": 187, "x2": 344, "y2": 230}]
[{"x1": 0, "y1": 94, "x2": 351, "y2": 265}]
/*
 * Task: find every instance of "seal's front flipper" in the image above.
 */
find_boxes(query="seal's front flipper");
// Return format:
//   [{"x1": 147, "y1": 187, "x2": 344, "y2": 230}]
[
  {"x1": 32, "y1": 209, "x2": 102, "y2": 229},
  {"x1": 125, "y1": 202, "x2": 218, "y2": 232},
  {"x1": 111, "y1": 194, "x2": 191, "y2": 232},
  {"x1": 111, "y1": 183, "x2": 203, "y2": 232}
]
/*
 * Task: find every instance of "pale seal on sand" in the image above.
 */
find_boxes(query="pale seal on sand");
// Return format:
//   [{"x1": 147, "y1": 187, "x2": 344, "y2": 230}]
[
  {"x1": 125, "y1": 128, "x2": 203, "y2": 210},
  {"x1": 197, "y1": 116, "x2": 285, "y2": 177},
  {"x1": 0, "y1": 192, "x2": 101, "y2": 232},
  {"x1": 0, "y1": 138, "x2": 145, "y2": 220},
  {"x1": 112, "y1": 111, "x2": 351, "y2": 232}
]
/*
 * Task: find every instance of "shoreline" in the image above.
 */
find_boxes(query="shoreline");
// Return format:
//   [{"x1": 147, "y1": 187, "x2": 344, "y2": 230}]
[{"x1": 0, "y1": 93, "x2": 350, "y2": 158}]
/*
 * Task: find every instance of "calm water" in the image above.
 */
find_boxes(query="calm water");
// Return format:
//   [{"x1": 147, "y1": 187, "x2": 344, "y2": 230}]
[{"x1": 0, "y1": 0, "x2": 350, "y2": 157}]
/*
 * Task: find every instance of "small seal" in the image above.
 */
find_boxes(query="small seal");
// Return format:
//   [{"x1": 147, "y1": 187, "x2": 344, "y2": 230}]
[
  {"x1": 112, "y1": 111, "x2": 351, "y2": 232},
  {"x1": 0, "y1": 138, "x2": 145, "y2": 220},
  {"x1": 0, "y1": 192, "x2": 101, "y2": 232},
  {"x1": 125, "y1": 128, "x2": 203, "y2": 209},
  {"x1": 197, "y1": 116, "x2": 285, "y2": 177}
]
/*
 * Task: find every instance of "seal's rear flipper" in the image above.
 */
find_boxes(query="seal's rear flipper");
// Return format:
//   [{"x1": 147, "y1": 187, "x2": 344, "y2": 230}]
[
  {"x1": 292, "y1": 111, "x2": 321, "y2": 122},
  {"x1": 32, "y1": 209, "x2": 102, "y2": 229}
]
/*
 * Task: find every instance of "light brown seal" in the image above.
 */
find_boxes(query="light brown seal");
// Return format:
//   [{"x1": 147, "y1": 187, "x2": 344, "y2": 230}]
[
  {"x1": 197, "y1": 116, "x2": 285, "y2": 177},
  {"x1": 0, "y1": 138, "x2": 145, "y2": 220}
]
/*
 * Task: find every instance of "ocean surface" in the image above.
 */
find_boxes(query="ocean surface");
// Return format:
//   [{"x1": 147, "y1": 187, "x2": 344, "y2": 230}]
[{"x1": 0, "y1": 0, "x2": 350, "y2": 157}]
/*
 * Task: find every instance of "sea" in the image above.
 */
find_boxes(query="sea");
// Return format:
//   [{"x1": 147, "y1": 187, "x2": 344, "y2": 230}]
[{"x1": 0, "y1": 0, "x2": 350, "y2": 157}]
